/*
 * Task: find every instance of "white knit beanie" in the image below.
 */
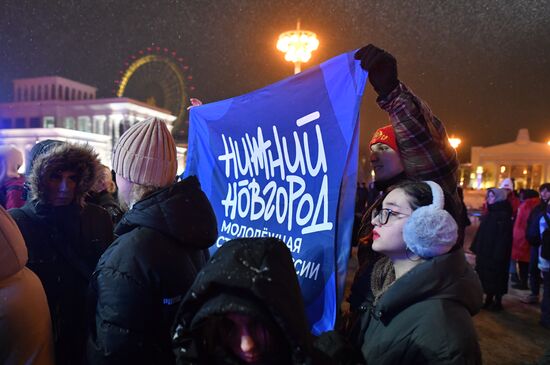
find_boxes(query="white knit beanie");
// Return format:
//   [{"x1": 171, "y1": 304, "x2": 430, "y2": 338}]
[{"x1": 112, "y1": 118, "x2": 177, "y2": 188}]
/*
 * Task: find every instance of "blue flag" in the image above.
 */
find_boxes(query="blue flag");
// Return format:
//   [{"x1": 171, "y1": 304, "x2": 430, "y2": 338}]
[{"x1": 184, "y1": 50, "x2": 367, "y2": 334}]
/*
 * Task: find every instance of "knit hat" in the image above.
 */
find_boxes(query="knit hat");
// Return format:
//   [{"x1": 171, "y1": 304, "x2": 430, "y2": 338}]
[
  {"x1": 499, "y1": 178, "x2": 514, "y2": 190},
  {"x1": 487, "y1": 188, "x2": 508, "y2": 204},
  {"x1": 369, "y1": 125, "x2": 399, "y2": 152},
  {"x1": 112, "y1": 118, "x2": 177, "y2": 188}
]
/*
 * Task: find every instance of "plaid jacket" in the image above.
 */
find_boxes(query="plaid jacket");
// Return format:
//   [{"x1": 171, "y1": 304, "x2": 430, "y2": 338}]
[
  {"x1": 346, "y1": 83, "x2": 462, "y2": 315},
  {"x1": 378, "y1": 83, "x2": 459, "y2": 194}
]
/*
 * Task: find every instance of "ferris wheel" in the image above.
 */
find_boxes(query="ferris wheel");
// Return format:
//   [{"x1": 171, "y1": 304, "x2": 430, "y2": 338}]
[{"x1": 114, "y1": 45, "x2": 195, "y2": 142}]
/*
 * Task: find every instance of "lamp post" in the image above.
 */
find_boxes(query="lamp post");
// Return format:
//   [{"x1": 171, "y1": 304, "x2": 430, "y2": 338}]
[
  {"x1": 448, "y1": 135, "x2": 463, "y2": 185},
  {"x1": 277, "y1": 20, "x2": 319, "y2": 74}
]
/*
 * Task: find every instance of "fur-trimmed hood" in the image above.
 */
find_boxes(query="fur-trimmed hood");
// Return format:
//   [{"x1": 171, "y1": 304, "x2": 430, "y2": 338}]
[{"x1": 29, "y1": 143, "x2": 101, "y2": 207}]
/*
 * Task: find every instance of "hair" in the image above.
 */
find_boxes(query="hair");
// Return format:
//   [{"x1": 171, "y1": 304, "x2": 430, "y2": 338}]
[
  {"x1": 120, "y1": 181, "x2": 159, "y2": 210},
  {"x1": 392, "y1": 179, "x2": 458, "y2": 221},
  {"x1": 93, "y1": 164, "x2": 116, "y2": 194},
  {"x1": 540, "y1": 183, "x2": 550, "y2": 192},
  {"x1": 197, "y1": 313, "x2": 289, "y2": 365},
  {"x1": 29, "y1": 143, "x2": 101, "y2": 207}
]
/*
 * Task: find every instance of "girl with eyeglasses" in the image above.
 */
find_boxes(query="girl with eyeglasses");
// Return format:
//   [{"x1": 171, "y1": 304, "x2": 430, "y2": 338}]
[{"x1": 357, "y1": 180, "x2": 483, "y2": 364}]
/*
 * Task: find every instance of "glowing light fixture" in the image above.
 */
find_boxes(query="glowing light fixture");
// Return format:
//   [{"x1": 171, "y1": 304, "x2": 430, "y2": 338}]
[
  {"x1": 500, "y1": 165, "x2": 506, "y2": 173},
  {"x1": 277, "y1": 20, "x2": 319, "y2": 74},
  {"x1": 448, "y1": 136, "x2": 461, "y2": 149}
]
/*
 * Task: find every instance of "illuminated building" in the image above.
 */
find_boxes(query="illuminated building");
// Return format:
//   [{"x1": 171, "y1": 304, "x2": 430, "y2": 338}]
[
  {"x1": 470, "y1": 129, "x2": 550, "y2": 190},
  {"x1": 0, "y1": 76, "x2": 187, "y2": 174}
]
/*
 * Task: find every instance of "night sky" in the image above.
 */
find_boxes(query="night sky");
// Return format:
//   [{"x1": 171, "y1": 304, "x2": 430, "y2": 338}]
[{"x1": 1, "y1": 0, "x2": 549, "y2": 163}]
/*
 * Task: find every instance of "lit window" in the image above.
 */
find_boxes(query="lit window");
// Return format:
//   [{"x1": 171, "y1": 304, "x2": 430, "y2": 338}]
[
  {"x1": 65, "y1": 117, "x2": 76, "y2": 129},
  {"x1": 43, "y1": 116, "x2": 55, "y2": 128}
]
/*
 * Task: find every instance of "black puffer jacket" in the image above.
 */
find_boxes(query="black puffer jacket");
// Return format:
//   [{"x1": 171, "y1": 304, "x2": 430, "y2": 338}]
[
  {"x1": 87, "y1": 176, "x2": 217, "y2": 365},
  {"x1": 9, "y1": 142, "x2": 113, "y2": 365},
  {"x1": 359, "y1": 249, "x2": 483, "y2": 364},
  {"x1": 172, "y1": 237, "x2": 329, "y2": 365}
]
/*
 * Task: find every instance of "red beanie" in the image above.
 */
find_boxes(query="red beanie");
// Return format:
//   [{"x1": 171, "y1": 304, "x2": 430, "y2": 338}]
[{"x1": 369, "y1": 125, "x2": 398, "y2": 152}]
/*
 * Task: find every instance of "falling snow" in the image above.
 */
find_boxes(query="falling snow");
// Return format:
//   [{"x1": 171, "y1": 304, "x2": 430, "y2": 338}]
[{"x1": 1, "y1": 0, "x2": 549, "y2": 159}]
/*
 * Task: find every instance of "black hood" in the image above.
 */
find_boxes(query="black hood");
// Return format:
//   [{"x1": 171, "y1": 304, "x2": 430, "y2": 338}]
[
  {"x1": 376, "y1": 249, "x2": 483, "y2": 322},
  {"x1": 115, "y1": 176, "x2": 217, "y2": 250},
  {"x1": 174, "y1": 237, "x2": 315, "y2": 364}
]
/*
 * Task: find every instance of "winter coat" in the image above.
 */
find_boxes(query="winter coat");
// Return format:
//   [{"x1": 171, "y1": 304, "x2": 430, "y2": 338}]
[
  {"x1": 0, "y1": 206, "x2": 54, "y2": 365},
  {"x1": 359, "y1": 249, "x2": 482, "y2": 365},
  {"x1": 86, "y1": 190, "x2": 124, "y2": 225},
  {"x1": 1, "y1": 175, "x2": 26, "y2": 209},
  {"x1": 526, "y1": 203, "x2": 547, "y2": 247},
  {"x1": 9, "y1": 142, "x2": 113, "y2": 365},
  {"x1": 471, "y1": 199, "x2": 513, "y2": 295},
  {"x1": 349, "y1": 83, "x2": 461, "y2": 317},
  {"x1": 0, "y1": 145, "x2": 25, "y2": 209},
  {"x1": 512, "y1": 197, "x2": 540, "y2": 262},
  {"x1": 173, "y1": 237, "x2": 330, "y2": 365},
  {"x1": 87, "y1": 176, "x2": 218, "y2": 365}
]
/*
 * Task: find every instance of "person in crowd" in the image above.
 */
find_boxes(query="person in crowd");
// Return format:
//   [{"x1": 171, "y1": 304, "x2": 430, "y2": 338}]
[
  {"x1": 456, "y1": 186, "x2": 472, "y2": 247},
  {"x1": 352, "y1": 182, "x2": 369, "y2": 246},
  {"x1": 86, "y1": 164, "x2": 124, "y2": 225},
  {"x1": 0, "y1": 145, "x2": 26, "y2": 209},
  {"x1": 344, "y1": 44, "x2": 460, "y2": 330},
  {"x1": 523, "y1": 183, "x2": 550, "y2": 304},
  {"x1": 172, "y1": 237, "x2": 330, "y2": 365},
  {"x1": 21, "y1": 139, "x2": 66, "y2": 201},
  {"x1": 9, "y1": 142, "x2": 114, "y2": 365},
  {"x1": 0, "y1": 205, "x2": 54, "y2": 365},
  {"x1": 357, "y1": 180, "x2": 482, "y2": 364},
  {"x1": 471, "y1": 188, "x2": 513, "y2": 311},
  {"x1": 87, "y1": 118, "x2": 218, "y2": 364},
  {"x1": 511, "y1": 189, "x2": 540, "y2": 290},
  {"x1": 537, "y1": 196, "x2": 550, "y2": 329},
  {"x1": 500, "y1": 178, "x2": 520, "y2": 219}
]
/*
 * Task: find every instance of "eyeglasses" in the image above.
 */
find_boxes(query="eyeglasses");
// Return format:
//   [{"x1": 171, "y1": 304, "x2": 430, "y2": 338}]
[{"x1": 372, "y1": 208, "x2": 410, "y2": 225}]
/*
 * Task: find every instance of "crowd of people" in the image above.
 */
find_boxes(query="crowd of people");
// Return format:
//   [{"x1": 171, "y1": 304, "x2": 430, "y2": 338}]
[
  {"x1": 469, "y1": 179, "x2": 550, "y2": 328},
  {"x1": 0, "y1": 43, "x2": 548, "y2": 364}
]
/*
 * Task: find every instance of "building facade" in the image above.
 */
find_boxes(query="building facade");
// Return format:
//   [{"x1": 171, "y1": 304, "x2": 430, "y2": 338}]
[
  {"x1": 0, "y1": 76, "x2": 187, "y2": 174},
  {"x1": 469, "y1": 128, "x2": 550, "y2": 190}
]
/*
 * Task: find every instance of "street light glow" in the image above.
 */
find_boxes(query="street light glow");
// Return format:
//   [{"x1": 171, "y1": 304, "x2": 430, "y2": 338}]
[
  {"x1": 277, "y1": 20, "x2": 319, "y2": 74},
  {"x1": 448, "y1": 136, "x2": 461, "y2": 149}
]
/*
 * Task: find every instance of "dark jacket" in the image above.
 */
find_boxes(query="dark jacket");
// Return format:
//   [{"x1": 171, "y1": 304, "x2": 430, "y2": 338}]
[
  {"x1": 360, "y1": 249, "x2": 482, "y2": 365},
  {"x1": 87, "y1": 176, "x2": 217, "y2": 365},
  {"x1": 172, "y1": 237, "x2": 329, "y2": 365},
  {"x1": 471, "y1": 199, "x2": 514, "y2": 295},
  {"x1": 9, "y1": 143, "x2": 113, "y2": 365},
  {"x1": 526, "y1": 202, "x2": 548, "y2": 247},
  {"x1": 86, "y1": 190, "x2": 124, "y2": 225}
]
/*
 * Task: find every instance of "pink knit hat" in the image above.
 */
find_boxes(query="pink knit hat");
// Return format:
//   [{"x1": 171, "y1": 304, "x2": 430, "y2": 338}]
[{"x1": 112, "y1": 118, "x2": 177, "y2": 188}]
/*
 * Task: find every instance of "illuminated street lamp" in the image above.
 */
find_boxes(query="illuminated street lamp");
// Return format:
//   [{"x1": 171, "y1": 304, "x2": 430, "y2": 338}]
[
  {"x1": 448, "y1": 136, "x2": 461, "y2": 149},
  {"x1": 277, "y1": 20, "x2": 319, "y2": 74}
]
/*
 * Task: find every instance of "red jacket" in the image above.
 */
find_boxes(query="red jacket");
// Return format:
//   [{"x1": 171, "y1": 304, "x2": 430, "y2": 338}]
[
  {"x1": 512, "y1": 197, "x2": 540, "y2": 262},
  {"x1": 1, "y1": 176, "x2": 26, "y2": 210}
]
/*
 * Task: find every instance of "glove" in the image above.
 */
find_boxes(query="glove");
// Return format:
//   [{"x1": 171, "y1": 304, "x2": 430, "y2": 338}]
[{"x1": 354, "y1": 44, "x2": 399, "y2": 97}]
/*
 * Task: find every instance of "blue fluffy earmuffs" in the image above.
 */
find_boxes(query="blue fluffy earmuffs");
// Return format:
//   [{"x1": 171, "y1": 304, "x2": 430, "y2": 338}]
[{"x1": 403, "y1": 181, "x2": 458, "y2": 258}]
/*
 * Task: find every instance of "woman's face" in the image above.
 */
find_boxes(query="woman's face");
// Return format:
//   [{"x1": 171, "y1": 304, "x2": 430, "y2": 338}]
[
  {"x1": 371, "y1": 188, "x2": 413, "y2": 258},
  {"x1": 487, "y1": 190, "x2": 496, "y2": 205},
  {"x1": 224, "y1": 313, "x2": 271, "y2": 364}
]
